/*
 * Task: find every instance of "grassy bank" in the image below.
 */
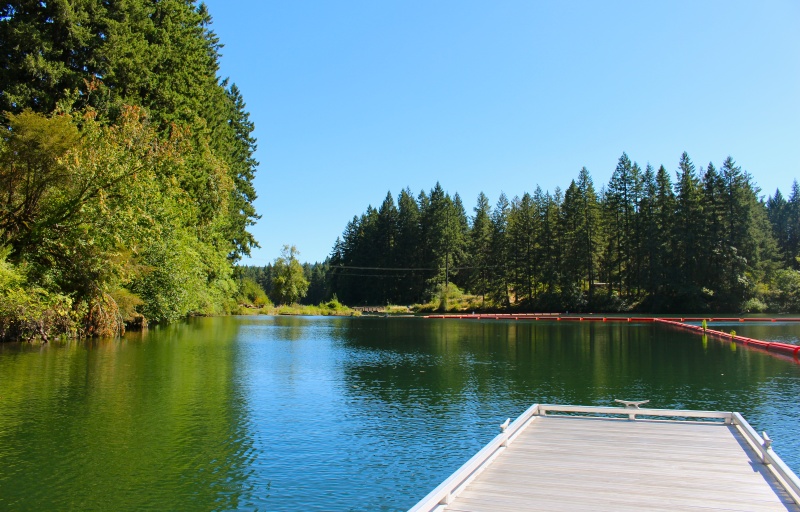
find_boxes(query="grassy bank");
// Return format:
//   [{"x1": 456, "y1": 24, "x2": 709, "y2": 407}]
[{"x1": 237, "y1": 299, "x2": 361, "y2": 317}]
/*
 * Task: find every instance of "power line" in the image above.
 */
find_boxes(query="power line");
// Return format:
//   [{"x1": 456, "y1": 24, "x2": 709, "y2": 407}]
[
  {"x1": 331, "y1": 264, "x2": 498, "y2": 271},
  {"x1": 332, "y1": 265, "x2": 435, "y2": 271}
]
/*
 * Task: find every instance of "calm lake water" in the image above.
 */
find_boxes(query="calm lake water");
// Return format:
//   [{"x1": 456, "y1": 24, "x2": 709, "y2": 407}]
[{"x1": 1, "y1": 316, "x2": 799, "y2": 511}]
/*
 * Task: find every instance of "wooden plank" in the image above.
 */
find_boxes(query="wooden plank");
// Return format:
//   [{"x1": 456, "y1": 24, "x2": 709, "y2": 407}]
[{"x1": 440, "y1": 415, "x2": 798, "y2": 511}]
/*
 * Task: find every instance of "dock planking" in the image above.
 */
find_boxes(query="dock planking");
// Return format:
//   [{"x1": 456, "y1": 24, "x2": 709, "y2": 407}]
[{"x1": 409, "y1": 404, "x2": 800, "y2": 512}]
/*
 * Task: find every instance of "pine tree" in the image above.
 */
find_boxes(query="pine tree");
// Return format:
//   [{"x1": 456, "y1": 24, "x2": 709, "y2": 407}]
[
  {"x1": 507, "y1": 193, "x2": 538, "y2": 304},
  {"x1": 638, "y1": 164, "x2": 659, "y2": 300},
  {"x1": 376, "y1": 192, "x2": 399, "y2": 302},
  {"x1": 422, "y1": 183, "x2": 467, "y2": 302},
  {"x1": 606, "y1": 153, "x2": 637, "y2": 298},
  {"x1": 629, "y1": 162, "x2": 644, "y2": 297},
  {"x1": 653, "y1": 165, "x2": 676, "y2": 306},
  {"x1": 787, "y1": 181, "x2": 800, "y2": 268},
  {"x1": 534, "y1": 188, "x2": 560, "y2": 302},
  {"x1": 717, "y1": 157, "x2": 752, "y2": 306},
  {"x1": 673, "y1": 152, "x2": 705, "y2": 307},
  {"x1": 767, "y1": 188, "x2": 791, "y2": 264},
  {"x1": 222, "y1": 83, "x2": 260, "y2": 260},
  {"x1": 0, "y1": 1, "x2": 260, "y2": 330},
  {"x1": 560, "y1": 182, "x2": 584, "y2": 307},
  {"x1": 395, "y1": 188, "x2": 424, "y2": 303},
  {"x1": 577, "y1": 167, "x2": 601, "y2": 305},
  {"x1": 701, "y1": 162, "x2": 726, "y2": 299},
  {"x1": 468, "y1": 192, "x2": 492, "y2": 304},
  {"x1": 451, "y1": 193, "x2": 471, "y2": 290},
  {"x1": 488, "y1": 193, "x2": 511, "y2": 307}
]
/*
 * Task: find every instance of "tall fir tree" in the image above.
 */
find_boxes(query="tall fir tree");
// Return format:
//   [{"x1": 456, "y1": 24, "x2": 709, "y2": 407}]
[
  {"x1": 673, "y1": 153, "x2": 705, "y2": 306},
  {"x1": 488, "y1": 193, "x2": 511, "y2": 307},
  {"x1": 468, "y1": 192, "x2": 493, "y2": 303}
]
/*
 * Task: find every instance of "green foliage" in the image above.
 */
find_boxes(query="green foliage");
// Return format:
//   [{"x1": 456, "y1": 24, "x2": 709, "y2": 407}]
[
  {"x1": 0, "y1": 247, "x2": 76, "y2": 341},
  {"x1": 270, "y1": 245, "x2": 310, "y2": 305},
  {"x1": 320, "y1": 296, "x2": 349, "y2": 314},
  {"x1": 766, "y1": 269, "x2": 800, "y2": 313},
  {"x1": 262, "y1": 299, "x2": 358, "y2": 317},
  {"x1": 237, "y1": 277, "x2": 271, "y2": 308},
  {"x1": 468, "y1": 192, "x2": 492, "y2": 299},
  {"x1": 0, "y1": 2, "x2": 259, "y2": 339},
  {"x1": 437, "y1": 282, "x2": 463, "y2": 312},
  {"x1": 740, "y1": 298, "x2": 767, "y2": 313},
  {"x1": 131, "y1": 230, "x2": 205, "y2": 323},
  {"x1": 327, "y1": 153, "x2": 797, "y2": 313}
]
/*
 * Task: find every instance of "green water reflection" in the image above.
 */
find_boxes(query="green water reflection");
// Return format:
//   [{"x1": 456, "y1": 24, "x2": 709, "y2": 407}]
[
  {"x1": 0, "y1": 317, "x2": 254, "y2": 511},
  {"x1": 0, "y1": 316, "x2": 798, "y2": 511}
]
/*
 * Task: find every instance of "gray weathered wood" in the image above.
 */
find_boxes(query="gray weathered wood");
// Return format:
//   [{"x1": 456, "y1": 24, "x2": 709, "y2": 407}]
[{"x1": 408, "y1": 404, "x2": 800, "y2": 512}]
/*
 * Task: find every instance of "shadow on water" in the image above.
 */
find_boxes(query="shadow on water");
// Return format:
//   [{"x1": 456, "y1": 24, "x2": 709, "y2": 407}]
[{"x1": 338, "y1": 318, "x2": 799, "y2": 411}]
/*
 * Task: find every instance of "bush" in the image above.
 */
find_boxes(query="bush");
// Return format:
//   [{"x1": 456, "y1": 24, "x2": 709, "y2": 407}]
[
  {"x1": 320, "y1": 296, "x2": 348, "y2": 313},
  {"x1": 0, "y1": 281, "x2": 76, "y2": 342},
  {"x1": 0, "y1": 248, "x2": 78, "y2": 341},
  {"x1": 766, "y1": 269, "x2": 800, "y2": 313},
  {"x1": 740, "y1": 297, "x2": 767, "y2": 313},
  {"x1": 237, "y1": 277, "x2": 271, "y2": 307}
]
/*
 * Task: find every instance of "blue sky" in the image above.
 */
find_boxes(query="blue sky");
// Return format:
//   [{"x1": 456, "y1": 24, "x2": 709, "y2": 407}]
[{"x1": 203, "y1": 0, "x2": 800, "y2": 265}]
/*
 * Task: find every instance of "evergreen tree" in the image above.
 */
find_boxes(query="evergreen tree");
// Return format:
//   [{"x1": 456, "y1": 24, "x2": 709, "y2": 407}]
[
  {"x1": 329, "y1": 218, "x2": 360, "y2": 304},
  {"x1": 577, "y1": 168, "x2": 601, "y2": 305},
  {"x1": 560, "y1": 182, "x2": 584, "y2": 307},
  {"x1": 222, "y1": 83, "x2": 260, "y2": 259},
  {"x1": 767, "y1": 189, "x2": 789, "y2": 257},
  {"x1": 468, "y1": 192, "x2": 492, "y2": 303},
  {"x1": 787, "y1": 181, "x2": 800, "y2": 268},
  {"x1": 327, "y1": 155, "x2": 796, "y2": 313},
  {"x1": 701, "y1": 162, "x2": 726, "y2": 299},
  {"x1": 451, "y1": 193, "x2": 471, "y2": 290},
  {"x1": 395, "y1": 188, "x2": 425, "y2": 303},
  {"x1": 651, "y1": 165, "x2": 676, "y2": 308},
  {"x1": 638, "y1": 164, "x2": 659, "y2": 300},
  {"x1": 507, "y1": 193, "x2": 538, "y2": 303},
  {"x1": 673, "y1": 152, "x2": 705, "y2": 306},
  {"x1": 605, "y1": 153, "x2": 637, "y2": 298},
  {"x1": 716, "y1": 157, "x2": 752, "y2": 307},
  {"x1": 488, "y1": 193, "x2": 511, "y2": 307},
  {"x1": 0, "y1": 1, "x2": 259, "y2": 334},
  {"x1": 302, "y1": 261, "x2": 332, "y2": 305},
  {"x1": 423, "y1": 183, "x2": 466, "y2": 300},
  {"x1": 540, "y1": 188, "x2": 564, "y2": 305},
  {"x1": 629, "y1": 162, "x2": 644, "y2": 297},
  {"x1": 376, "y1": 192, "x2": 399, "y2": 302}
]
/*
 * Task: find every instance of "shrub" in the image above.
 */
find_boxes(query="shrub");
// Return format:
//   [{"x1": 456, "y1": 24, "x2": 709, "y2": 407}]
[
  {"x1": 740, "y1": 298, "x2": 767, "y2": 314},
  {"x1": 237, "y1": 277, "x2": 271, "y2": 307}
]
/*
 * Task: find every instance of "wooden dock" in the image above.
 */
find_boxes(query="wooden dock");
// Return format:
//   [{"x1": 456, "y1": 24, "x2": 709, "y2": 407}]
[{"x1": 409, "y1": 404, "x2": 800, "y2": 512}]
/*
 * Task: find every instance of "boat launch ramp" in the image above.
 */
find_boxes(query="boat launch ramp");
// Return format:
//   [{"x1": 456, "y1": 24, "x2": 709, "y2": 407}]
[{"x1": 409, "y1": 403, "x2": 800, "y2": 512}]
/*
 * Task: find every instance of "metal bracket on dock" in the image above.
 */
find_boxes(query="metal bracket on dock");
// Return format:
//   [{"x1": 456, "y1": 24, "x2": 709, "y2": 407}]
[
  {"x1": 762, "y1": 432, "x2": 772, "y2": 464},
  {"x1": 500, "y1": 418, "x2": 511, "y2": 447},
  {"x1": 614, "y1": 399, "x2": 650, "y2": 420}
]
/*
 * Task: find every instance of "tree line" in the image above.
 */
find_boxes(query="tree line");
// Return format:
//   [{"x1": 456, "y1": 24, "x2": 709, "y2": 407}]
[
  {"x1": 322, "y1": 153, "x2": 799, "y2": 313},
  {"x1": 0, "y1": 1, "x2": 258, "y2": 340}
]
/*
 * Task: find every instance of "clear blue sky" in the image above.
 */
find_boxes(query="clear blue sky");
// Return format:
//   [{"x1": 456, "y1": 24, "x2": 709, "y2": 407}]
[{"x1": 203, "y1": 0, "x2": 800, "y2": 265}]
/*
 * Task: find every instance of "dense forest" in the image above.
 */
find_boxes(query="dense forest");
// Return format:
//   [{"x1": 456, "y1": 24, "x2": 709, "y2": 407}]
[
  {"x1": 288, "y1": 153, "x2": 798, "y2": 313},
  {"x1": 0, "y1": 1, "x2": 258, "y2": 340}
]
